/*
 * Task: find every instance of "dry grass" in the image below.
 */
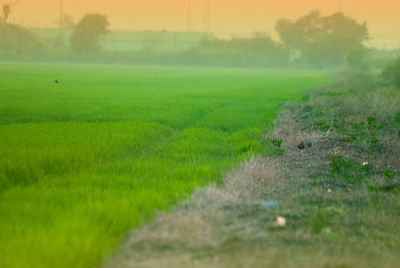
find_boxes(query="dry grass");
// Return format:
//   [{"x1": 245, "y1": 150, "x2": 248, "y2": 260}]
[
  {"x1": 103, "y1": 158, "x2": 285, "y2": 267},
  {"x1": 104, "y1": 73, "x2": 400, "y2": 268}
]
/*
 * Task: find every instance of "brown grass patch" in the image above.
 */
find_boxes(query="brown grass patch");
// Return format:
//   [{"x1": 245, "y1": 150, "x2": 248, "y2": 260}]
[
  {"x1": 103, "y1": 158, "x2": 285, "y2": 268},
  {"x1": 104, "y1": 74, "x2": 400, "y2": 268}
]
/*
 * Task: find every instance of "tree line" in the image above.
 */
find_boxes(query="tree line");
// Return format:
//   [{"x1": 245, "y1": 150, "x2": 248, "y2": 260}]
[
  {"x1": 68, "y1": 11, "x2": 370, "y2": 68},
  {"x1": 1, "y1": 10, "x2": 398, "y2": 70}
]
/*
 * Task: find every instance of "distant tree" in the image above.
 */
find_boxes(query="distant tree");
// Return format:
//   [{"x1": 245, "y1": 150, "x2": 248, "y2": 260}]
[
  {"x1": 382, "y1": 58, "x2": 400, "y2": 88},
  {"x1": 275, "y1": 11, "x2": 369, "y2": 66},
  {"x1": 346, "y1": 48, "x2": 368, "y2": 70},
  {"x1": 189, "y1": 33, "x2": 288, "y2": 66},
  {"x1": 70, "y1": 14, "x2": 109, "y2": 53}
]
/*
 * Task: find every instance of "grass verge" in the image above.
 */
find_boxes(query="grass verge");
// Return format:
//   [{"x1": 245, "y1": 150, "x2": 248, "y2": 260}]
[{"x1": 105, "y1": 73, "x2": 400, "y2": 267}]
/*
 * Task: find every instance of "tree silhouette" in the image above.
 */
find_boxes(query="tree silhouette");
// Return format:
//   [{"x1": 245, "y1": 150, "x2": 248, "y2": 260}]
[
  {"x1": 70, "y1": 14, "x2": 109, "y2": 53},
  {"x1": 276, "y1": 11, "x2": 369, "y2": 66}
]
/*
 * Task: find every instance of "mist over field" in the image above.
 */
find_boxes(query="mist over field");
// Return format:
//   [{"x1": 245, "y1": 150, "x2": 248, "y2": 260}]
[
  {"x1": 0, "y1": 0, "x2": 399, "y2": 68},
  {"x1": 1, "y1": 1, "x2": 400, "y2": 268}
]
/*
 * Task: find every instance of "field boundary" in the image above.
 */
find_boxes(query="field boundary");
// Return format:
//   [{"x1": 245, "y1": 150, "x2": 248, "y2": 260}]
[{"x1": 104, "y1": 74, "x2": 400, "y2": 268}]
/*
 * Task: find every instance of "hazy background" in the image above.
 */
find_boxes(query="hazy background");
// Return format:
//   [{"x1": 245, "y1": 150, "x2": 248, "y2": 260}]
[{"x1": 8, "y1": 0, "x2": 400, "y2": 49}]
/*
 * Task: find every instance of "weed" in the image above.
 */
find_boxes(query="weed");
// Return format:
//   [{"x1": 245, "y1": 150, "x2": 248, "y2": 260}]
[{"x1": 384, "y1": 171, "x2": 395, "y2": 181}]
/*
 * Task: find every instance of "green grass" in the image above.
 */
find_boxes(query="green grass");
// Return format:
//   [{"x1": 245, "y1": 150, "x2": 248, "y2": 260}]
[{"x1": 0, "y1": 62, "x2": 330, "y2": 268}]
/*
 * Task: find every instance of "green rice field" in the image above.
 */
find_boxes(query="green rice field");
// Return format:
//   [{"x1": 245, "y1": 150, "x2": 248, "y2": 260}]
[{"x1": 0, "y1": 63, "x2": 330, "y2": 268}]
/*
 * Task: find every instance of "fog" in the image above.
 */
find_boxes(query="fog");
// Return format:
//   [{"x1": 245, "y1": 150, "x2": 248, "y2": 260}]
[
  {"x1": 7, "y1": 0, "x2": 400, "y2": 49},
  {"x1": 1, "y1": 2, "x2": 400, "y2": 69}
]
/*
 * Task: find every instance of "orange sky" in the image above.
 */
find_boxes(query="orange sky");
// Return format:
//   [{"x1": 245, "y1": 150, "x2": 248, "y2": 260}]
[{"x1": 6, "y1": 0, "x2": 400, "y2": 48}]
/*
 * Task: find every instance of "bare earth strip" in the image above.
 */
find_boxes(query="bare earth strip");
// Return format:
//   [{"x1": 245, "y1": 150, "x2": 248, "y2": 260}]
[{"x1": 104, "y1": 76, "x2": 400, "y2": 268}]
